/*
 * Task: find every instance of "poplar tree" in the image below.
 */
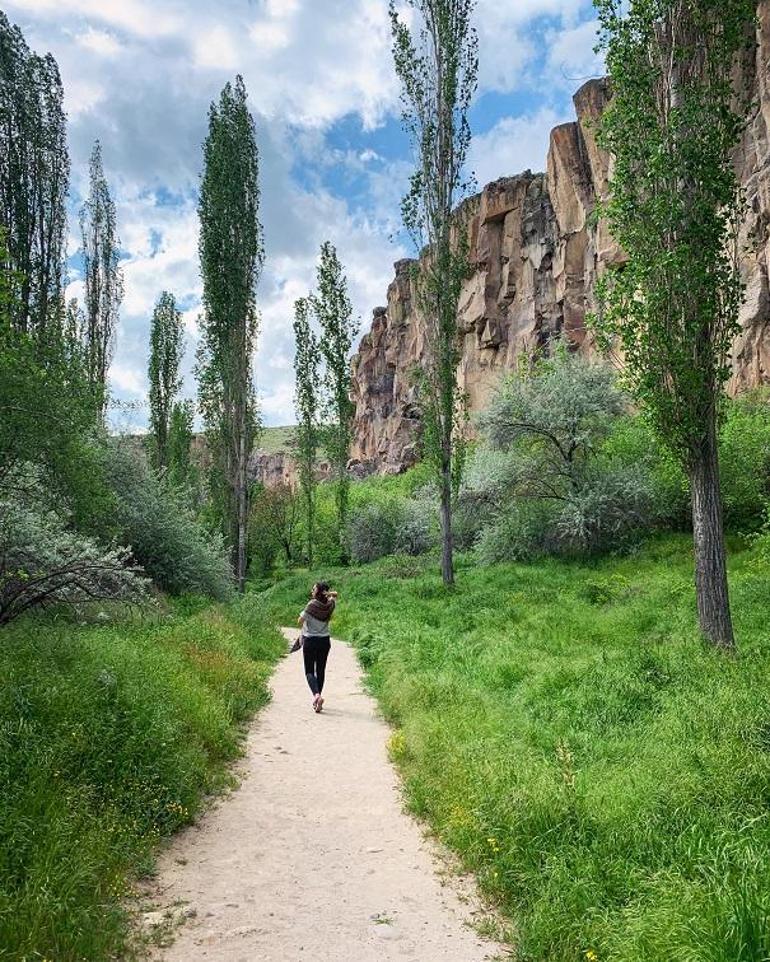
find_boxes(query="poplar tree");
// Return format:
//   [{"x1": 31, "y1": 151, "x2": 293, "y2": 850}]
[
  {"x1": 293, "y1": 296, "x2": 320, "y2": 565},
  {"x1": 390, "y1": 0, "x2": 478, "y2": 586},
  {"x1": 167, "y1": 399, "x2": 195, "y2": 490},
  {"x1": 0, "y1": 11, "x2": 69, "y2": 336},
  {"x1": 80, "y1": 140, "x2": 123, "y2": 417},
  {"x1": 148, "y1": 291, "x2": 184, "y2": 471},
  {"x1": 594, "y1": 0, "x2": 756, "y2": 649},
  {"x1": 311, "y1": 242, "x2": 358, "y2": 551},
  {"x1": 197, "y1": 75, "x2": 263, "y2": 592}
]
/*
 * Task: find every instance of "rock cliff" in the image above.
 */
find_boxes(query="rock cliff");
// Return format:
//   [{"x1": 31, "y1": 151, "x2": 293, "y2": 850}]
[{"x1": 350, "y1": 2, "x2": 770, "y2": 474}]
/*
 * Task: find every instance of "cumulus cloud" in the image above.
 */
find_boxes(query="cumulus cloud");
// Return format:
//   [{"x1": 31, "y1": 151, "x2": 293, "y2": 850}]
[
  {"x1": 7, "y1": 0, "x2": 603, "y2": 425},
  {"x1": 469, "y1": 108, "x2": 567, "y2": 187}
]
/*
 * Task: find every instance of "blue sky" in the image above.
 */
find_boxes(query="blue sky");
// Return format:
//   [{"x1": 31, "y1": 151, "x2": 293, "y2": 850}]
[{"x1": 6, "y1": 0, "x2": 603, "y2": 429}]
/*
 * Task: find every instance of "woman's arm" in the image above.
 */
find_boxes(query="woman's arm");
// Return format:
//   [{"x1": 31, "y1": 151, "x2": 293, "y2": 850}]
[{"x1": 298, "y1": 610, "x2": 306, "y2": 627}]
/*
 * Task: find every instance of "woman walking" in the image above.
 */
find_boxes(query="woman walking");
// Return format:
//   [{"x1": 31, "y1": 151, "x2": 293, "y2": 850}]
[{"x1": 298, "y1": 581, "x2": 337, "y2": 713}]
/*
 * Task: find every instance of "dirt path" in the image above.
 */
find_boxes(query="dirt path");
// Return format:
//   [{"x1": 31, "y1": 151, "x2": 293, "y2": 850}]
[{"x1": 141, "y1": 630, "x2": 508, "y2": 962}]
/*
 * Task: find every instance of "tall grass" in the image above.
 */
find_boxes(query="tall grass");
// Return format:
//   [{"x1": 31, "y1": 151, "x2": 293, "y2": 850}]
[
  {"x1": 0, "y1": 598, "x2": 284, "y2": 961},
  {"x1": 264, "y1": 537, "x2": 770, "y2": 961}
]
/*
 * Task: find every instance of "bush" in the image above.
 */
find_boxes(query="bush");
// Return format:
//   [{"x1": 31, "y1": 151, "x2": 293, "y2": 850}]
[
  {"x1": 345, "y1": 501, "x2": 400, "y2": 564},
  {"x1": 344, "y1": 493, "x2": 436, "y2": 564},
  {"x1": 469, "y1": 350, "x2": 659, "y2": 559},
  {"x1": 0, "y1": 473, "x2": 148, "y2": 626},
  {"x1": 104, "y1": 442, "x2": 233, "y2": 599},
  {"x1": 719, "y1": 391, "x2": 770, "y2": 531}
]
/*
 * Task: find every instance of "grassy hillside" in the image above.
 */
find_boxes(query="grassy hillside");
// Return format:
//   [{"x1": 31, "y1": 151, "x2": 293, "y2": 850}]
[
  {"x1": 257, "y1": 537, "x2": 770, "y2": 961},
  {"x1": 255, "y1": 425, "x2": 296, "y2": 455},
  {"x1": 0, "y1": 600, "x2": 284, "y2": 962}
]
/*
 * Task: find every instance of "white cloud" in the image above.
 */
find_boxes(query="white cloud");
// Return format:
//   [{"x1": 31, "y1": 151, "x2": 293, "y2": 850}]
[
  {"x1": 11, "y1": 0, "x2": 181, "y2": 38},
  {"x1": 76, "y1": 27, "x2": 121, "y2": 57},
  {"x1": 193, "y1": 24, "x2": 239, "y2": 71},
  {"x1": 469, "y1": 108, "x2": 565, "y2": 187},
  {"x1": 6, "y1": 0, "x2": 602, "y2": 425},
  {"x1": 110, "y1": 362, "x2": 146, "y2": 397},
  {"x1": 545, "y1": 19, "x2": 603, "y2": 89}
]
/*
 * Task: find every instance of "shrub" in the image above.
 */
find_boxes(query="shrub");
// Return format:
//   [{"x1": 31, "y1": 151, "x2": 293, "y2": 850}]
[
  {"x1": 344, "y1": 493, "x2": 436, "y2": 564},
  {"x1": 393, "y1": 492, "x2": 436, "y2": 556},
  {"x1": 0, "y1": 474, "x2": 148, "y2": 626},
  {"x1": 104, "y1": 442, "x2": 233, "y2": 599},
  {"x1": 470, "y1": 348, "x2": 658, "y2": 559},
  {"x1": 345, "y1": 501, "x2": 400, "y2": 564},
  {"x1": 719, "y1": 391, "x2": 770, "y2": 531}
]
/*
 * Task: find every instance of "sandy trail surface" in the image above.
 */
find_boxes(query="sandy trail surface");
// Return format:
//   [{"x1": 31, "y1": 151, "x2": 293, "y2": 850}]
[{"x1": 142, "y1": 630, "x2": 508, "y2": 962}]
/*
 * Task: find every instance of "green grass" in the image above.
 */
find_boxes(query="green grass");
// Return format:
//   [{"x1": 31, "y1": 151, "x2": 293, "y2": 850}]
[
  {"x1": 255, "y1": 425, "x2": 296, "y2": 455},
  {"x1": 0, "y1": 597, "x2": 284, "y2": 962},
  {"x1": 259, "y1": 536, "x2": 770, "y2": 961}
]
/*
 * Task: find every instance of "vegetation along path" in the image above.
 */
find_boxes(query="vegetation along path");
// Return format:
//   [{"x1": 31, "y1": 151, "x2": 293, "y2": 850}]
[{"x1": 143, "y1": 629, "x2": 506, "y2": 962}]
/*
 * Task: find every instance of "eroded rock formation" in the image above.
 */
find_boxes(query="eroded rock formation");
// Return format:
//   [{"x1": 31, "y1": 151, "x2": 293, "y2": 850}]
[{"x1": 350, "y1": 2, "x2": 770, "y2": 474}]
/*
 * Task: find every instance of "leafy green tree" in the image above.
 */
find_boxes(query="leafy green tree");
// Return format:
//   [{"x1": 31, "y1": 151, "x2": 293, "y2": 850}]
[
  {"x1": 0, "y1": 12, "x2": 69, "y2": 337},
  {"x1": 80, "y1": 140, "x2": 123, "y2": 417},
  {"x1": 389, "y1": 0, "x2": 478, "y2": 586},
  {"x1": 293, "y1": 296, "x2": 320, "y2": 565},
  {"x1": 148, "y1": 291, "x2": 184, "y2": 470},
  {"x1": 249, "y1": 482, "x2": 300, "y2": 572},
  {"x1": 196, "y1": 75, "x2": 263, "y2": 592},
  {"x1": 167, "y1": 398, "x2": 196, "y2": 490},
  {"x1": 311, "y1": 242, "x2": 358, "y2": 555},
  {"x1": 0, "y1": 229, "x2": 108, "y2": 529},
  {"x1": 594, "y1": 0, "x2": 756, "y2": 648}
]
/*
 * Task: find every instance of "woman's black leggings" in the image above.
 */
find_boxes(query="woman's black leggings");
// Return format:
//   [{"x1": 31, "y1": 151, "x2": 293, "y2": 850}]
[{"x1": 302, "y1": 636, "x2": 331, "y2": 696}]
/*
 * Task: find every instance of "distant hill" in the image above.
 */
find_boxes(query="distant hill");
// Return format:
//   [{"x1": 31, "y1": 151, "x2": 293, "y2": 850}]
[{"x1": 256, "y1": 425, "x2": 296, "y2": 455}]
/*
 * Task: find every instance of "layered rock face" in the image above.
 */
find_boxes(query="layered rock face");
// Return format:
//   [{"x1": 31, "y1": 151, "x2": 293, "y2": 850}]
[{"x1": 350, "y1": 2, "x2": 770, "y2": 474}]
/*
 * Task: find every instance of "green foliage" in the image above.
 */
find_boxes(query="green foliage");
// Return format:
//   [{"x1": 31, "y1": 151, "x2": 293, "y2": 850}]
[
  {"x1": 104, "y1": 442, "x2": 233, "y2": 600},
  {"x1": 344, "y1": 495, "x2": 435, "y2": 565},
  {"x1": 719, "y1": 391, "x2": 770, "y2": 531},
  {"x1": 470, "y1": 349, "x2": 655, "y2": 558},
  {"x1": 594, "y1": 0, "x2": 754, "y2": 464},
  {"x1": 0, "y1": 226, "x2": 111, "y2": 531},
  {"x1": 0, "y1": 599, "x2": 284, "y2": 961},
  {"x1": 80, "y1": 140, "x2": 123, "y2": 416},
  {"x1": 167, "y1": 398, "x2": 196, "y2": 490},
  {"x1": 249, "y1": 483, "x2": 300, "y2": 576},
  {"x1": 264, "y1": 536, "x2": 770, "y2": 962},
  {"x1": 147, "y1": 291, "x2": 184, "y2": 471},
  {"x1": 0, "y1": 11, "x2": 69, "y2": 335},
  {"x1": 389, "y1": 0, "x2": 479, "y2": 585},
  {"x1": 293, "y1": 296, "x2": 319, "y2": 564},
  {"x1": 593, "y1": 0, "x2": 756, "y2": 648},
  {"x1": 197, "y1": 75, "x2": 264, "y2": 589},
  {"x1": 312, "y1": 242, "x2": 358, "y2": 548},
  {"x1": 0, "y1": 471, "x2": 147, "y2": 626}
]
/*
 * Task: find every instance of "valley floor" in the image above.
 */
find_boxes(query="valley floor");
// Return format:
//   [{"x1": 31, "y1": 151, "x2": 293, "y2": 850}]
[{"x1": 141, "y1": 628, "x2": 506, "y2": 962}]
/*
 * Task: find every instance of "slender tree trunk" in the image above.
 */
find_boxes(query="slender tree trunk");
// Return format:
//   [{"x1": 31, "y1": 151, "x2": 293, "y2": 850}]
[
  {"x1": 235, "y1": 403, "x2": 248, "y2": 593},
  {"x1": 439, "y1": 457, "x2": 454, "y2": 587},
  {"x1": 306, "y1": 489, "x2": 314, "y2": 568},
  {"x1": 690, "y1": 415, "x2": 735, "y2": 649}
]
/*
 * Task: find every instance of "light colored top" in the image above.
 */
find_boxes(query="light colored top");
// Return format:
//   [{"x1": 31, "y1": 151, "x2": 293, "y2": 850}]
[{"x1": 300, "y1": 602, "x2": 334, "y2": 638}]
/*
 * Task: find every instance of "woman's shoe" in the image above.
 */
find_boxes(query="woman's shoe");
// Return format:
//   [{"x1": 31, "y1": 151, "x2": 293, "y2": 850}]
[
  {"x1": 312, "y1": 694, "x2": 320, "y2": 712},
  {"x1": 316, "y1": 696, "x2": 324, "y2": 713}
]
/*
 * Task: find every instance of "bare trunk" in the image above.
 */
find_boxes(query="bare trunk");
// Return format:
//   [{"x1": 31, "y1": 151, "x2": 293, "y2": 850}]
[
  {"x1": 690, "y1": 416, "x2": 735, "y2": 649},
  {"x1": 439, "y1": 459, "x2": 454, "y2": 587}
]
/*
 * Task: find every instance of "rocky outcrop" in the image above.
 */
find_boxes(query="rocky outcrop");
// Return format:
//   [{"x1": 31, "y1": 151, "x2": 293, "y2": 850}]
[{"x1": 350, "y1": 2, "x2": 770, "y2": 473}]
